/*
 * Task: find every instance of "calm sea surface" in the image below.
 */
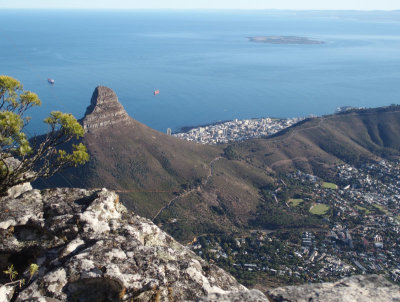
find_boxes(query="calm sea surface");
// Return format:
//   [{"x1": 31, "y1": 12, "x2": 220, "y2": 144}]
[{"x1": 1, "y1": 10, "x2": 400, "y2": 134}]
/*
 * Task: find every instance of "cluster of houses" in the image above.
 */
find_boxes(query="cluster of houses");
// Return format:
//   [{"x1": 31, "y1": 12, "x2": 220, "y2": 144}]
[
  {"x1": 191, "y1": 159, "x2": 400, "y2": 284},
  {"x1": 287, "y1": 161, "x2": 400, "y2": 282},
  {"x1": 173, "y1": 117, "x2": 304, "y2": 144}
]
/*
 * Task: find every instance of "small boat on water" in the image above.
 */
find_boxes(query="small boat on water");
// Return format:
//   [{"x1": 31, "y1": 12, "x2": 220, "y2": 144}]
[
  {"x1": 154, "y1": 90, "x2": 160, "y2": 96},
  {"x1": 48, "y1": 78, "x2": 55, "y2": 84}
]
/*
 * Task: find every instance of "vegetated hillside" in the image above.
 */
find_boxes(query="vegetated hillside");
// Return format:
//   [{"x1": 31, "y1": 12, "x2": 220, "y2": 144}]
[
  {"x1": 36, "y1": 88, "x2": 400, "y2": 242},
  {"x1": 38, "y1": 87, "x2": 218, "y2": 214},
  {"x1": 231, "y1": 106, "x2": 400, "y2": 178},
  {"x1": 37, "y1": 87, "x2": 275, "y2": 241}
]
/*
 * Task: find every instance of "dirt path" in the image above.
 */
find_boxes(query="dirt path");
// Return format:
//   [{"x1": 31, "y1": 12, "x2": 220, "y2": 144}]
[
  {"x1": 152, "y1": 156, "x2": 223, "y2": 221},
  {"x1": 152, "y1": 109, "x2": 400, "y2": 222}
]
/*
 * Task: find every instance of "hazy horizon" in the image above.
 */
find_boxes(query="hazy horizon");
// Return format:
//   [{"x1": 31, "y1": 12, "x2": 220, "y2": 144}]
[
  {"x1": 1, "y1": 0, "x2": 399, "y2": 11},
  {"x1": 2, "y1": 8, "x2": 400, "y2": 11}
]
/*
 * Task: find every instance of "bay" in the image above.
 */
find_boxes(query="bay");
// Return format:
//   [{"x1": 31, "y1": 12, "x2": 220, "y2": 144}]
[{"x1": 1, "y1": 10, "x2": 400, "y2": 134}]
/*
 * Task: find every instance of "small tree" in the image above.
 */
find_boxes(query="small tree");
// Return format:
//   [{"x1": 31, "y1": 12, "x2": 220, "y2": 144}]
[{"x1": 0, "y1": 75, "x2": 89, "y2": 196}]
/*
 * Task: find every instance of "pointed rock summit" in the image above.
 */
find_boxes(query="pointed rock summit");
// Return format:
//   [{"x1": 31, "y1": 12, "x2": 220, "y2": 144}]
[{"x1": 82, "y1": 86, "x2": 132, "y2": 132}]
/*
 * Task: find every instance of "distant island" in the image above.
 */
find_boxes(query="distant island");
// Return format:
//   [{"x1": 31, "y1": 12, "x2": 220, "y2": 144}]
[{"x1": 249, "y1": 36, "x2": 324, "y2": 44}]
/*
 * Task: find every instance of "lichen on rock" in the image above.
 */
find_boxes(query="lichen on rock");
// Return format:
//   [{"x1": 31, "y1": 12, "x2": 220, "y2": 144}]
[
  {"x1": 0, "y1": 186, "x2": 246, "y2": 301},
  {"x1": 267, "y1": 274, "x2": 400, "y2": 302},
  {"x1": 2, "y1": 184, "x2": 398, "y2": 302}
]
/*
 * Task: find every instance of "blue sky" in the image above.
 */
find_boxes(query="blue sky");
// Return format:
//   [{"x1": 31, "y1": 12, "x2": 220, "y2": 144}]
[{"x1": 1, "y1": 0, "x2": 399, "y2": 10}]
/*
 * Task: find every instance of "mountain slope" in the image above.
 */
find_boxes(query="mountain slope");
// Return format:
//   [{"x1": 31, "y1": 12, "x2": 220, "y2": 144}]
[
  {"x1": 36, "y1": 87, "x2": 400, "y2": 241},
  {"x1": 37, "y1": 87, "x2": 274, "y2": 240},
  {"x1": 231, "y1": 106, "x2": 400, "y2": 176}
]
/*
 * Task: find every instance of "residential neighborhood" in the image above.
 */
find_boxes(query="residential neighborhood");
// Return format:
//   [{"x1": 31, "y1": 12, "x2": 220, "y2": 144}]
[
  {"x1": 190, "y1": 160, "x2": 400, "y2": 286},
  {"x1": 173, "y1": 117, "x2": 305, "y2": 144}
]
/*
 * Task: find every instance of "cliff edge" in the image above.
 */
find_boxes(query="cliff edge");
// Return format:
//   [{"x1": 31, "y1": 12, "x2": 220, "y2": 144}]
[
  {"x1": 0, "y1": 184, "x2": 248, "y2": 301},
  {"x1": 268, "y1": 274, "x2": 400, "y2": 302},
  {"x1": 1, "y1": 184, "x2": 399, "y2": 301}
]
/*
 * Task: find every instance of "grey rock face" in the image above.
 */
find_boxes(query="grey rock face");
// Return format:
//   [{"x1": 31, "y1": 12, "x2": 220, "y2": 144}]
[
  {"x1": 0, "y1": 187, "x2": 246, "y2": 301},
  {"x1": 197, "y1": 289, "x2": 270, "y2": 302},
  {"x1": 82, "y1": 86, "x2": 132, "y2": 132},
  {"x1": 267, "y1": 274, "x2": 400, "y2": 302},
  {"x1": 3, "y1": 157, "x2": 34, "y2": 198},
  {"x1": 2, "y1": 185, "x2": 398, "y2": 302},
  {"x1": 5, "y1": 181, "x2": 32, "y2": 199},
  {"x1": 0, "y1": 284, "x2": 15, "y2": 301}
]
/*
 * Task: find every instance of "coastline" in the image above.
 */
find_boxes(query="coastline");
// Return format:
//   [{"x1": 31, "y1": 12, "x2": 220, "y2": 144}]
[{"x1": 176, "y1": 117, "x2": 287, "y2": 134}]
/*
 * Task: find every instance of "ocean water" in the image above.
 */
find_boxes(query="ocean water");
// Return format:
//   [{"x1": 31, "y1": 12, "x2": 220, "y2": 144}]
[{"x1": 1, "y1": 10, "x2": 400, "y2": 134}]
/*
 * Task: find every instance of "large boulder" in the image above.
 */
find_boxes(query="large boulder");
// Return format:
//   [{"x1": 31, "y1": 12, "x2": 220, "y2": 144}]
[
  {"x1": 197, "y1": 289, "x2": 269, "y2": 302},
  {"x1": 1, "y1": 185, "x2": 398, "y2": 302},
  {"x1": 0, "y1": 187, "x2": 246, "y2": 301},
  {"x1": 267, "y1": 274, "x2": 400, "y2": 302}
]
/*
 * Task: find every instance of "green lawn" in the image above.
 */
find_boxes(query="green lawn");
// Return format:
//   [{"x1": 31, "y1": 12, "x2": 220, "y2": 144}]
[
  {"x1": 355, "y1": 205, "x2": 371, "y2": 214},
  {"x1": 322, "y1": 182, "x2": 338, "y2": 189},
  {"x1": 373, "y1": 204, "x2": 389, "y2": 214},
  {"x1": 310, "y1": 204, "x2": 330, "y2": 215},
  {"x1": 289, "y1": 199, "x2": 304, "y2": 207}
]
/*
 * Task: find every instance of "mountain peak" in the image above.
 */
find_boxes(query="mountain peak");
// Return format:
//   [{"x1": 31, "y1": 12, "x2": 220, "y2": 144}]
[{"x1": 82, "y1": 86, "x2": 132, "y2": 132}]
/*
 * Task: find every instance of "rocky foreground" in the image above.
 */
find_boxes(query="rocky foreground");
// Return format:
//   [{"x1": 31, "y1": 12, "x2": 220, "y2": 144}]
[
  {"x1": 268, "y1": 274, "x2": 400, "y2": 302},
  {"x1": 0, "y1": 184, "x2": 254, "y2": 301},
  {"x1": 0, "y1": 183, "x2": 399, "y2": 301}
]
